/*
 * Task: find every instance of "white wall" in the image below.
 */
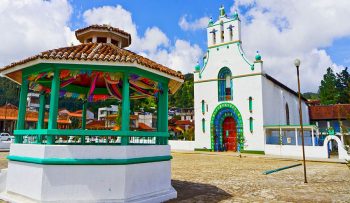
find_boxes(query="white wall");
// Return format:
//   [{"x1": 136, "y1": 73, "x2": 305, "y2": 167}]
[
  {"x1": 262, "y1": 77, "x2": 310, "y2": 126},
  {"x1": 265, "y1": 144, "x2": 327, "y2": 159},
  {"x1": 169, "y1": 140, "x2": 195, "y2": 151}
]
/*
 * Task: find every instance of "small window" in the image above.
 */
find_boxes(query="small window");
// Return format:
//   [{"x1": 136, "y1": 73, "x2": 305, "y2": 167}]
[
  {"x1": 220, "y1": 23, "x2": 224, "y2": 43},
  {"x1": 249, "y1": 97, "x2": 253, "y2": 113},
  {"x1": 285, "y1": 103, "x2": 290, "y2": 125},
  {"x1": 249, "y1": 117, "x2": 253, "y2": 133},
  {"x1": 86, "y1": 38, "x2": 92, "y2": 43},
  {"x1": 111, "y1": 39, "x2": 119, "y2": 46},
  {"x1": 202, "y1": 118, "x2": 205, "y2": 133},
  {"x1": 97, "y1": 37, "x2": 107, "y2": 43},
  {"x1": 218, "y1": 67, "x2": 232, "y2": 101},
  {"x1": 201, "y1": 100, "x2": 205, "y2": 115},
  {"x1": 213, "y1": 31, "x2": 216, "y2": 44}
]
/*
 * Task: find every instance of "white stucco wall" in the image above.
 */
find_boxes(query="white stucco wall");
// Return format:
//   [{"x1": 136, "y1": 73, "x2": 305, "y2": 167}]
[
  {"x1": 3, "y1": 144, "x2": 177, "y2": 203},
  {"x1": 169, "y1": 140, "x2": 195, "y2": 151},
  {"x1": 262, "y1": 77, "x2": 309, "y2": 126}
]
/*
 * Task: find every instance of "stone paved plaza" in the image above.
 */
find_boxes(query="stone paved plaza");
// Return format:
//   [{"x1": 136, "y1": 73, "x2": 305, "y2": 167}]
[
  {"x1": 169, "y1": 152, "x2": 350, "y2": 202},
  {"x1": 0, "y1": 152, "x2": 349, "y2": 202}
]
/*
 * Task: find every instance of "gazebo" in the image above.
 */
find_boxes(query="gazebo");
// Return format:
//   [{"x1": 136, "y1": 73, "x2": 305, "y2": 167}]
[{"x1": 0, "y1": 25, "x2": 183, "y2": 202}]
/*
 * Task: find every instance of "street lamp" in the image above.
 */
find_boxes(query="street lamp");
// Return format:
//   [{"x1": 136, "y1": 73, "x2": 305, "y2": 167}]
[{"x1": 294, "y1": 58, "x2": 307, "y2": 183}]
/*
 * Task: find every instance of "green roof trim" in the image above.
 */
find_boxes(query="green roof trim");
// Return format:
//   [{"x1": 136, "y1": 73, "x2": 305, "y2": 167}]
[{"x1": 7, "y1": 155, "x2": 172, "y2": 165}]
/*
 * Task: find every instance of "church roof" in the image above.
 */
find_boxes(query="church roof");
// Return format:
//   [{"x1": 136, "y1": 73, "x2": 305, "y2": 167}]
[{"x1": 264, "y1": 74, "x2": 308, "y2": 102}]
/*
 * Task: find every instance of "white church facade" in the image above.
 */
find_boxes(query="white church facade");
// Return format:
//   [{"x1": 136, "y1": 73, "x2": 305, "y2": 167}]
[{"x1": 193, "y1": 7, "x2": 335, "y2": 157}]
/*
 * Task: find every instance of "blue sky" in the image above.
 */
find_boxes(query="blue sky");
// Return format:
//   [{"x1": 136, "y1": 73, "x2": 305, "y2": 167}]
[
  {"x1": 68, "y1": 0, "x2": 233, "y2": 52},
  {"x1": 1, "y1": 0, "x2": 350, "y2": 92},
  {"x1": 67, "y1": 0, "x2": 350, "y2": 68}
]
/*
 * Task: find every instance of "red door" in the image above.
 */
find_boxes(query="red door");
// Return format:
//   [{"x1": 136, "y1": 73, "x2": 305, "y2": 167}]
[{"x1": 222, "y1": 117, "x2": 237, "y2": 151}]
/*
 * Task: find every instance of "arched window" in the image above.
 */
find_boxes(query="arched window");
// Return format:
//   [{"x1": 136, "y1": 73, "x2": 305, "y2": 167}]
[
  {"x1": 285, "y1": 103, "x2": 290, "y2": 125},
  {"x1": 249, "y1": 97, "x2": 253, "y2": 112},
  {"x1": 201, "y1": 100, "x2": 205, "y2": 115},
  {"x1": 218, "y1": 67, "x2": 232, "y2": 101},
  {"x1": 249, "y1": 117, "x2": 253, "y2": 133},
  {"x1": 202, "y1": 118, "x2": 206, "y2": 133},
  {"x1": 211, "y1": 29, "x2": 217, "y2": 45},
  {"x1": 220, "y1": 21, "x2": 224, "y2": 43}
]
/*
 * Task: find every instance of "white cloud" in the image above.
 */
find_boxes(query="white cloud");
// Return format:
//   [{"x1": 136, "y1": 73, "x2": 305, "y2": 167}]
[
  {"x1": 83, "y1": 5, "x2": 202, "y2": 73},
  {"x1": 0, "y1": 0, "x2": 75, "y2": 67},
  {"x1": 144, "y1": 40, "x2": 203, "y2": 74},
  {"x1": 179, "y1": 15, "x2": 210, "y2": 31},
  {"x1": 230, "y1": 0, "x2": 350, "y2": 92}
]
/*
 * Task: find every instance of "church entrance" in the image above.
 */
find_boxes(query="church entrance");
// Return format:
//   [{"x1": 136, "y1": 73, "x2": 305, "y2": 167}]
[
  {"x1": 211, "y1": 103, "x2": 243, "y2": 152},
  {"x1": 222, "y1": 117, "x2": 237, "y2": 151}
]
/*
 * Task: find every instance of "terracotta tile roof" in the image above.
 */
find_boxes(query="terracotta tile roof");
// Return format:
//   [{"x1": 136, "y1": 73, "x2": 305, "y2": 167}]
[
  {"x1": 175, "y1": 120, "x2": 193, "y2": 125},
  {"x1": 138, "y1": 122, "x2": 153, "y2": 131},
  {"x1": 75, "y1": 24, "x2": 131, "y2": 42},
  {"x1": 86, "y1": 120, "x2": 111, "y2": 130},
  {"x1": 1, "y1": 43, "x2": 184, "y2": 80},
  {"x1": 0, "y1": 108, "x2": 70, "y2": 124},
  {"x1": 309, "y1": 104, "x2": 350, "y2": 120}
]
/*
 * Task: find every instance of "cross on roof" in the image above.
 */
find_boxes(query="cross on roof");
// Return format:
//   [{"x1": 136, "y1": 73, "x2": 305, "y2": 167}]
[
  {"x1": 227, "y1": 25, "x2": 235, "y2": 30},
  {"x1": 210, "y1": 29, "x2": 218, "y2": 34}
]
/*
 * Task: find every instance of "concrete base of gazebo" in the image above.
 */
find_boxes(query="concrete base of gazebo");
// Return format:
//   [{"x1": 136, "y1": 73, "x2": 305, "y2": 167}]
[{"x1": 0, "y1": 144, "x2": 177, "y2": 203}]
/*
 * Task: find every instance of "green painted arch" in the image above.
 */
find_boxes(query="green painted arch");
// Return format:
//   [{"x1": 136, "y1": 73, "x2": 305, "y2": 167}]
[{"x1": 210, "y1": 103, "x2": 244, "y2": 151}]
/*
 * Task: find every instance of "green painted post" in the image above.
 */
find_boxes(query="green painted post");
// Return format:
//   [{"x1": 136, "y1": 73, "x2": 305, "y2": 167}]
[
  {"x1": 36, "y1": 92, "x2": 46, "y2": 143},
  {"x1": 47, "y1": 69, "x2": 60, "y2": 145},
  {"x1": 157, "y1": 82, "x2": 169, "y2": 145},
  {"x1": 81, "y1": 100, "x2": 87, "y2": 144},
  {"x1": 121, "y1": 73, "x2": 130, "y2": 145},
  {"x1": 16, "y1": 77, "x2": 29, "y2": 143}
]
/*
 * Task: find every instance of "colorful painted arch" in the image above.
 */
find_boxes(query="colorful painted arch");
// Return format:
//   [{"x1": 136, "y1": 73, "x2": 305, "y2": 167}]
[{"x1": 210, "y1": 103, "x2": 244, "y2": 152}]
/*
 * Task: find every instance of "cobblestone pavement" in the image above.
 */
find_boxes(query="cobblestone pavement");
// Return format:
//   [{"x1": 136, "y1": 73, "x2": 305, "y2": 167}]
[
  {"x1": 0, "y1": 152, "x2": 348, "y2": 202},
  {"x1": 168, "y1": 152, "x2": 350, "y2": 203}
]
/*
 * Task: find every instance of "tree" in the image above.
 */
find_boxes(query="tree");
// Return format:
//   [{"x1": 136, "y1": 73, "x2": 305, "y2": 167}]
[
  {"x1": 336, "y1": 67, "x2": 350, "y2": 104},
  {"x1": 169, "y1": 73, "x2": 194, "y2": 108},
  {"x1": 303, "y1": 92, "x2": 319, "y2": 100},
  {"x1": 319, "y1": 67, "x2": 339, "y2": 105}
]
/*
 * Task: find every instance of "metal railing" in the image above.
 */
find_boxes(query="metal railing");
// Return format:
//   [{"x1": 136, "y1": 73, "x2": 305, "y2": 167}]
[{"x1": 14, "y1": 129, "x2": 168, "y2": 145}]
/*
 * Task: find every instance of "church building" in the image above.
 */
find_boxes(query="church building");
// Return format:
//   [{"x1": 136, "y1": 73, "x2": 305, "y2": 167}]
[{"x1": 193, "y1": 6, "x2": 310, "y2": 153}]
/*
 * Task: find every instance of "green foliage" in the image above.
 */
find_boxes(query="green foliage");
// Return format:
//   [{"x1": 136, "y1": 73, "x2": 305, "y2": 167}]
[
  {"x1": 0, "y1": 77, "x2": 20, "y2": 106},
  {"x1": 318, "y1": 67, "x2": 350, "y2": 105},
  {"x1": 336, "y1": 67, "x2": 350, "y2": 103},
  {"x1": 131, "y1": 97, "x2": 156, "y2": 113},
  {"x1": 318, "y1": 67, "x2": 339, "y2": 105},
  {"x1": 169, "y1": 73, "x2": 194, "y2": 108},
  {"x1": 303, "y1": 92, "x2": 319, "y2": 100},
  {"x1": 177, "y1": 127, "x2": 194, "y2": 141}
]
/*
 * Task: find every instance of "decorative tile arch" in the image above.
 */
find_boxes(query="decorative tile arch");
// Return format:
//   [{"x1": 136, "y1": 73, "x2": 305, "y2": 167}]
[{"x1": 210, "y1": 103, "x2": 244, "y2": 151}]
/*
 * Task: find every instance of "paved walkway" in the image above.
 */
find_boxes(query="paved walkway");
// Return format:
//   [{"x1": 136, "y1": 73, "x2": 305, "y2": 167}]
[{"x1": 172, "y1": 150, "x2": 349, "y2": 163}]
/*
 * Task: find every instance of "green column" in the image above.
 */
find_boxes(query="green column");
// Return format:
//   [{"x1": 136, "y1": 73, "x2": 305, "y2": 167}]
[
  {"x1": 47, "y1": 69, "x2": 60, "y2": 145},
  {"x1": 81, "y1": 100, "x2": 87, "y2": 144},
  {"x1": 157, "y1": 82, "x2": 169, "y2": 144},
  {"x1": 121, "y1": 73, "x2": 130, "y2": 145},
  {"x1": 16, "y1": 77, "x2": 29, "y2": 143},
  {"x1": 36, "y1": 92, "x2": 46, "y2": 143}
]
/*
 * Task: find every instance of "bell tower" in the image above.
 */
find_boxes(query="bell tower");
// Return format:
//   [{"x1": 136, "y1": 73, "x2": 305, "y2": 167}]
[{"x1": 207, "y1": 6, "x2": 241, "y2": 48}]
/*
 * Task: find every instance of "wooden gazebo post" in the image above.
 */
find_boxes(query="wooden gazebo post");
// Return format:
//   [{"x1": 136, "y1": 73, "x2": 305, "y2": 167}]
[
  {"x1": 47, "y1": 69, "x2": 60, "y2": 144},
  {"x1": 36, "y1": 91, "x2": 46, "y2": 143},
  {"x1": 15, "y1": 76, "x2": 28, "y2": 143},
  {"x1": 121, "y1": 72, "x2": 130, "y2": 145},
  {"x1": 157, "y1": 81, "x2": 169, "y2": 144}
]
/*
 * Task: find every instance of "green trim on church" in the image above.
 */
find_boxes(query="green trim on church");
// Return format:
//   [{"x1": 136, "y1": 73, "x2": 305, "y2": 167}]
[{"x1": 210, "y1": 103, "x2": 244, "y2": 152}]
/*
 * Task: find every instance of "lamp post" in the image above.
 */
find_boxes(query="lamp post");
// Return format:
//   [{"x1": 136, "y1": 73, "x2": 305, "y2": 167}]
[{"x1": 294, "y1": 58, "x2": 307, "y2": 184}]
